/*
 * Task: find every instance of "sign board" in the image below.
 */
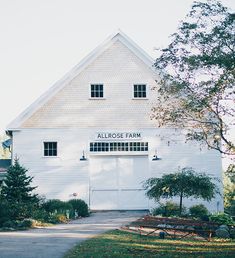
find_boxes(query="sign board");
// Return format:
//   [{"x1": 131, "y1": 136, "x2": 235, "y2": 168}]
[{"x1": 95, "y1": 132, "x2": 142, "y2": 141}]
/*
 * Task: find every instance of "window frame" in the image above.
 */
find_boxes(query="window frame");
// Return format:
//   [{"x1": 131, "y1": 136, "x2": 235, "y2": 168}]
[
  {"x1": 90, "y1": 84, "x2": 104, "y2": 99},
  {"x1": 90, "y1": 141, "x2": 148, "y2": 153},
  {"x1": 43, "y1": 141, "x2": 58, "y2": 157},
  {"x1": 133, "y1": 84, "x2": 147, "y2": 99}
]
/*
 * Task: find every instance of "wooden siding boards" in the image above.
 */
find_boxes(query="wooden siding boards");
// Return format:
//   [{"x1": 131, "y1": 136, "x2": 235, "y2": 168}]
[{"x1": 21, "y1": 41, "x2": 157, "y2": 129}]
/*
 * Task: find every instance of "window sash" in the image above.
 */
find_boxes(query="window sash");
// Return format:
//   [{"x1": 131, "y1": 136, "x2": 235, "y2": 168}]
[
  {"x1": 91, "y1": 84, "x2": 104, "y2": 98},
  {"x1": 90, "y1": 142, "x2": 148, "y2": 152},
  {"x1": 44, "y1": 142, "x2": 57, "y2": 156},
  {"x1": 134, "y1": 84, "x2": 146, "y2": 98}
]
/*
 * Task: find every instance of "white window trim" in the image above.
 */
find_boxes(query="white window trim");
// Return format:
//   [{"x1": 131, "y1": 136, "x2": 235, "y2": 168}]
[
  {"x1": 42, "y1": 141, "x2": 59, "y2": 158},
  {"x1": 132, "y1": 83, "x2": 148, "y2": 99},
  {"x1": 89, "y1": 83, "x2": 105, "y2": 99}
]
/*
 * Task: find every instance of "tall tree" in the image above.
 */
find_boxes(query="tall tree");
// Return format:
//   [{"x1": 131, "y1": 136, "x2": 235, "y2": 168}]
[
  {"x1": 153, "y1": 0, "x2": 235, "y2": 156},
  {"x1": 1, "y1": 159, "x2": 39, "y2": 220},
  {"x1": 224, "y1": 164, "x2": 235, "y2": 211},
  {"x1": 143, "y1": 167, "x2": 218, "y2": 215}
]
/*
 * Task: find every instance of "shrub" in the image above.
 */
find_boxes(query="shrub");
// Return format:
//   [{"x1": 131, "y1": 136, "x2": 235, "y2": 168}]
[
  {"x1": 151, "y1": 201, "x2": 186, "y2": 217},
  {"x1": 2, "y1": 220, "x2": 18, "y2": 228},
  {"x1": 48, "y1": 214, "x2": 68, "y2": 224},
  {"x1": 18, "y1": 219, "x2": 34, "y2": 228},
  {"x1": 209, "y1": 213, "x2": 234, "y2": 225},
  {"x1": 215, "y1": 227, "x2": 230, "y2": 238},
  {"x1": 189, "y1": 204, "x2": 209, "y2": 219},
  {"x1": 42, "y1": 199, "x2": 72, "y2": 216},
  {"x1": 68, "y1": 199, "x2": 89, "y2": 218},
  {"x1": 32, "y1": 208, "x2": 50, "y2": 222},
  {"x1": 225, "y1": 200, "x2": 235, "y2": 216}
]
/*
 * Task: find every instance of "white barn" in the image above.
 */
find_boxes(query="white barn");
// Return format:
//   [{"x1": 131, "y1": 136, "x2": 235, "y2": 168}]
[{"x1": 7, "y1": 31, "x2": 223, "y2": 212}]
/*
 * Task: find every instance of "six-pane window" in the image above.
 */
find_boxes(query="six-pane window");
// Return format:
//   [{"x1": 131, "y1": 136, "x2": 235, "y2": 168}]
[
  {"x1": 90, "y1": 84, "x2": 104, "y2": 98},
  {"x1": 44, "y1": 142, "x2": 57, "y2": 156},
  {"x1": 134, "y1": 84, "x2": 146, "y2": 98}
]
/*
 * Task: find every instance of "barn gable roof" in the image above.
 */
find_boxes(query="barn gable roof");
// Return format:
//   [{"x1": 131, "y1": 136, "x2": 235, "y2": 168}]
[{"x1": 7, "y1": 30, "x2": 155, "y2": 130}]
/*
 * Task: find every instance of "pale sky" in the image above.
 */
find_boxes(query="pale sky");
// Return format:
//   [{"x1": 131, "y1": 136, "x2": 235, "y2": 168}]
[{"x1": 0, "y1": 0, "x2": 234, "y2": 134}]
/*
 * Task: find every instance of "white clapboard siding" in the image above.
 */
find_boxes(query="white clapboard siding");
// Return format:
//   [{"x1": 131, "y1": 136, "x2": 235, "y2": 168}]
[{"x1": 8, "y1": 32, "x2": 223, "y2": 211}]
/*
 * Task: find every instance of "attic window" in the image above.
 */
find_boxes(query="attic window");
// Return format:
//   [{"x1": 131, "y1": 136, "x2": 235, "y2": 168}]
[
  {"x1": 44, "y1": 142, "x2": 57, "y2": 156},
  {"x1": 133, "y1": 84, "x2": 147, "y2": 98},
  {"x1": 90, "y1": 84, "x2": 104, "y2": 98}
]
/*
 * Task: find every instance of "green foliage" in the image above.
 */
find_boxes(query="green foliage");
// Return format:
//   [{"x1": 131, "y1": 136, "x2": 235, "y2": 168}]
[
  {"x1": 41, "y1": 199, "x2": 72, "y2": 215},
  {"x1": 44, "y1": 214, "x2": 68, "y2": 224},
  {"x1": 151, "y1": 201, "x2": 186, "y2": 217},
  {"x1": 68, "y1": 199, "x2": 89, "y2": 218},
  {"x1": 215, "y1": 227, "x2": 230, "y2": 238},
  {"x1": 18, "y1": 219, "x2": 34, "y2": 228},
  {"x1": 144, "y1": 167, "x2": 218, "y2": 215},
  {"x1": 224, "y1": 164, "x2": 235, "y2": 212},
  {"x1": 153, "y1": 0, "x2": 235, "y2": 155},
  {"x1": 189, "y1": 204, "x2": 209, "y2": 219},
  {"x1": 209, "y1": 213, "x2": 234, "y2": 225},
  {"x1": 0, "y1": 199, "x2": 9, "y2": 226},
  {"x1": 0, "y1": 159, "x2": 39, "y2": 221}
]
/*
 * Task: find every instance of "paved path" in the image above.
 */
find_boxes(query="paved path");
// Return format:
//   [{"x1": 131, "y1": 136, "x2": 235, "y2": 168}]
[{"x1": 0, "y1": 211, "x2": 146, "y2": 258}]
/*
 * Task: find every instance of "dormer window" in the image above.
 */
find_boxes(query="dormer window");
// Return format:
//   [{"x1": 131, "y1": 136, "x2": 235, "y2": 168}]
[
  {"x1": 133, "y1": 84, "x2": 147, "y2": 98},
  {"x1": 90, "y1": 84, "x2": 104, "y2": 98}
]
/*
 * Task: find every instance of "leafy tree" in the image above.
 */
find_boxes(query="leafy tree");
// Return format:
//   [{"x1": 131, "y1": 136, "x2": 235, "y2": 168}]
[
  {"x1": 143, "y1": 167, "x2": 218, "y2": 215},
  {"x1": 153, "y1": 0, "x2": 235, "y2": 156},
  {"x1": 1, "y1": 159, "x2": 39, "y2": 220},
  {"x1": 224, "y1": 164, "x2": 235, "y2": 214}
]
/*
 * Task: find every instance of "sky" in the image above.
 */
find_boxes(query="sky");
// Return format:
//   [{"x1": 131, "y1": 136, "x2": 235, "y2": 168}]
[{"x1": 0, "y1": 0, "x2": 234, "y2": 135}]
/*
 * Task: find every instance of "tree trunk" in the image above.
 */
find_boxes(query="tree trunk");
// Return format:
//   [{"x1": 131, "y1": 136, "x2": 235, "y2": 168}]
[{"x1": 179, "y1": 192, "x2": 183, "y2": 216}]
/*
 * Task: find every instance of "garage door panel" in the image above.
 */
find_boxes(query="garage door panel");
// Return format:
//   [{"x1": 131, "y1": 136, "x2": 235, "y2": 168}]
[
  {"x1": 119, "y1": 156, "x2": 149, "y2": 187},
  {"x1": 119, "y1": 189, "x2": 147, "y2": 209},
  {"x1": 90, "y1": 157, "x2": 117, "y2": 187},
  {"x1": 90, "y1": 190, "x2": 118, "y2": 210}
]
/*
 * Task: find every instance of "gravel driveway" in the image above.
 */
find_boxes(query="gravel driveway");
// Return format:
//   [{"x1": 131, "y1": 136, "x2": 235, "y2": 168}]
[{"x1": 0, "y1": 211, "x2": 147, "y2": 258}]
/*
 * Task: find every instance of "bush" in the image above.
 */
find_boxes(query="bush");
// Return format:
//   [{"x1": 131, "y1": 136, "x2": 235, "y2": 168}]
[
  {"x1": 18, "y1": 219, "x2": 34, "y2": 228},
  {"x1": 68, "y1": 199, "x2": 89, "y2": 218},
  {"x1": 47, "y1": 214, "x2": 68, "y2": 224},
  {"x1": 41, "y1": 199, "x2": 72, "y2": 216},
  {"x1": 209, "y1": 213, "x2": 234, "y2": 225},
  {"x1": 225, "y1": 200, "x2": 235, "y2": 216},
  {"x1": 1, "y1": 220, "x2": 18, "y2": 228},
  {"x1": 151, "y1": 201, "x2": 186, "y2": 217},
  {"x1": 189, "y1": 204, "x2": 209, "y2": 219}
]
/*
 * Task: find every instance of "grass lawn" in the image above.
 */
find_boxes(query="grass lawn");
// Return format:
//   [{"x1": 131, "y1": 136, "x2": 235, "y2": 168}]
[{"x1": 64, "y1": 229, "x2": 235, "y2": 258}]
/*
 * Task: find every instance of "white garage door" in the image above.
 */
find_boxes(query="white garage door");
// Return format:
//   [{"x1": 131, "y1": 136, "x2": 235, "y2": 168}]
[{"x1": 89, "y1": 156, "x2": 149, "y2": 210}]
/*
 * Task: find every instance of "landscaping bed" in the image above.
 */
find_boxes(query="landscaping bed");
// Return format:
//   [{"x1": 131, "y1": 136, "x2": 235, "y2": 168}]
[{"x1": 127, "y1": 215, "x2": 233, "y2": 240}]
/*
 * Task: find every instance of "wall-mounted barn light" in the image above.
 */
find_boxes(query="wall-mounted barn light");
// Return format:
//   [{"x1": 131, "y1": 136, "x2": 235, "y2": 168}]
[
  {"x1": 80, "y1": 150, "x2": 87, "y2": 161},
  {"x1": 152, "y1": 150, "x2": 161, "y2": 161}
]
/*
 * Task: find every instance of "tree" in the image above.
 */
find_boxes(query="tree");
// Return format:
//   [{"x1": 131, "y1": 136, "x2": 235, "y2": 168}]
[
  {"x1": 153, "y1": 0, "x2": 235, "y2": 156},
  {"x1": 143, "y1": 167, "x2": 218, "y2": 215},
  {"x1": 224, "y1": 164, "x2": 235, "y2": 214},
  {"x1": 1, "y1": 159, "x2": 39, "y2": 220}
]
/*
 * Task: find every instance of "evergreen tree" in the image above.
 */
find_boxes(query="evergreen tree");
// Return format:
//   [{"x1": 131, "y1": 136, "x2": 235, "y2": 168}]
[{"x1": 1, "y1": 159, "x2": 39, "y2": 220}]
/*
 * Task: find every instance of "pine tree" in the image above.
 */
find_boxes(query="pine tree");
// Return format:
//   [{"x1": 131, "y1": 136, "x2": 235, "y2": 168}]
[{"x1": 1, "y1": 159, "x2": 39, "y2": 220}]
